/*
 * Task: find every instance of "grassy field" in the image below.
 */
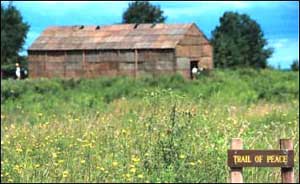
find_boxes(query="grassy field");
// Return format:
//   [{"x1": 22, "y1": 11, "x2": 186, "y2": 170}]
[{"x1": 1, "y1": 68, "x2": 299, "y2": 183}]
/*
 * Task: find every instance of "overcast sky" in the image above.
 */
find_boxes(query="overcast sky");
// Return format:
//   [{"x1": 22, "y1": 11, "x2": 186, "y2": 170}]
[{"x1": 2, "y1": 1, "x2": 299, "y2": 69}]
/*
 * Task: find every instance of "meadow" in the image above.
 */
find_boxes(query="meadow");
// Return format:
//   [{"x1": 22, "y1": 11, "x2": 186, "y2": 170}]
[{"x1": 1, "y1": 68, "x2": 299, "y2": 183}]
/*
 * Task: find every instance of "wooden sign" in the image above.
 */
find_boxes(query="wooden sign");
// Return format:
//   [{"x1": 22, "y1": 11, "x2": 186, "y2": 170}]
[
  {"x1": 228, "y1": 138, "x2": 295, "y2": 183},
  {"x1": 228, "y1": 150, "x2": 294, "y2": 168}
]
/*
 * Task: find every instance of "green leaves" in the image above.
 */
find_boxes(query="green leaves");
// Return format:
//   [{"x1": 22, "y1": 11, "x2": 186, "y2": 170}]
[
  {"x1": 291, "y1": 59, "x2": 299, "y2": 71},
  {"x1": 1, "y1": 2, "x2": 29, "y2": 65},
  {"x1": 211, "y1": 12, "x2": 273, "y2": 69},
  {"x1": 122, "y1": 1, "x2": 166, "y2": 24}
]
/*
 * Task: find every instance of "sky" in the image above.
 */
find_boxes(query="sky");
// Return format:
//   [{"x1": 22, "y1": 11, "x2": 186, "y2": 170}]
[{"x1": 2, "y1": 1, "x2": 299, "y2": 69}]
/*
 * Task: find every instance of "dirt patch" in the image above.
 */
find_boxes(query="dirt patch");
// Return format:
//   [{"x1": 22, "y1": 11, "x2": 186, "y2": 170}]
[{"x1": 245, "y1": 103, "x2": 290, "y2": 118}]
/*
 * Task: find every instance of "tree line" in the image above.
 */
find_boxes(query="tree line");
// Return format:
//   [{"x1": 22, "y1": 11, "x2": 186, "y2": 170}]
[{"x1": 1, "y1": 1, "x2": 298, "y2": 74}]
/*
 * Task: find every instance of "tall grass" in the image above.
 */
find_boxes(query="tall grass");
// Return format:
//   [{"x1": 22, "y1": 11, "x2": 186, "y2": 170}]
[{"x1": 1, "y1": 69, "x2": 299, "y2": 183}]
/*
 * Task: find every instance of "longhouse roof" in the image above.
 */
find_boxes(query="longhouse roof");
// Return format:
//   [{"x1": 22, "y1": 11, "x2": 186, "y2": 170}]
[{"x1": 28, "y1": 23, "x2": 200, "y2": 51}]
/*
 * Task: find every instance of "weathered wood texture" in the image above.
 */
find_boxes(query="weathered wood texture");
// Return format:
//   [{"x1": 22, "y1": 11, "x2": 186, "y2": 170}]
[
  {"x1": 227, "y1": 150, "x2": 294, "y2": 167},
  {"x1": 230, "y1": 138, "x2": 243, "y2": 183},
  {"x1": 29, "y1": 49, "x2": 177, "y2": 78},
  {"x1": 280, "y1": 139, "x2": 294, "y2": 183},
  {"x1": 176, "y1": 24, "x2": 213, "y2": 70},
  {"x1": 28, "y1": 24, "x2": 213, "y2": 79}
]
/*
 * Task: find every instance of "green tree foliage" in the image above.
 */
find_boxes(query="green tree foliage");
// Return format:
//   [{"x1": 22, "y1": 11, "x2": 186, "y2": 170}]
[
  {"x1": 211, "y1": 12, "x2": 273, "y2": 68},
  {"x1": 291, "y1": 59, "x2": 299, "y2": 71},
  {"x1": 122, "y1": 1, "x2": 166, "y2": 24},
  {"x1": 1, "y1": 2, "x2": 29, "y2": 66}
]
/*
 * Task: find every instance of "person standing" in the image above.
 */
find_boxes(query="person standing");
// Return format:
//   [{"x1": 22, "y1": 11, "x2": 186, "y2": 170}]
[
  {"x1": 16, "y1": 63, "x2": 21, "y2": 80},
  {"x1": 192, "y1": 66, "x2": 198, "y2": 80}
]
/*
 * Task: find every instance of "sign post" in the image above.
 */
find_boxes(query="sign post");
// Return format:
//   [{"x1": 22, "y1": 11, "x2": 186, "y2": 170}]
[
  {"x1": 229, "y1": 138, "x2": 243, "y2": 183},
  {"x1": 280, "y1": 139, "x2": 294, "y2": 183},
  {"x1": 228, "y1": 138, "x2": 294, "y2": 183}
]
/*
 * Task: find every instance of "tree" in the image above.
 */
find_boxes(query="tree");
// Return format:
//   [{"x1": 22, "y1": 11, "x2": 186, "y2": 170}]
[
  {"x1": 122, "y1": 1, "x2": 166, "y2": 24},
  {"x1": 211, "y1": 12, "x2": 273, "y2": 69},
  {"x1": 1, "y1": 2, "x2": 29, "y2": 66},
  {"x1": 291, "y1": 59, "x2": 299, "y2": 71}
]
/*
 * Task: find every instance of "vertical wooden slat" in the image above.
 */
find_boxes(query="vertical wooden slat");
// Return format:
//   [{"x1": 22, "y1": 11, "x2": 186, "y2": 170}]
[
  {"x1": 280, "y1": 139, "x2": 294, "y2": 183},
  {"x1": 117, "y1": 50, "x2": 120, "y2": 75},
  {"x1": 135, "y1": 49, "x2": 138, "y2": 78},
  {"x1": 82, "y1": 50, "x2": 86, "y2": 77},
  {"x1": 44, "y1": 52, "x2": 47, "y2": 77},
  {"x1": 230, "y1": 138, "x2": 243, "y2": 183},
  {"x1": 64, "y1": 51, "x2": 67, "y2": 78},
  {"x1": 173, "y1": 49, "x2": 177, "y2": 74}
]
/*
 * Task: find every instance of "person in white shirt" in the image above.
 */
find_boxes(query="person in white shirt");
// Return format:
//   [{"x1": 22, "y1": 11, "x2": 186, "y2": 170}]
[
  {"x1": 192, "y1": 66, "x2": 198, "y2": 79},
  {"x1": 16, "y1": 63, "x2": 21, "y2": 80}
]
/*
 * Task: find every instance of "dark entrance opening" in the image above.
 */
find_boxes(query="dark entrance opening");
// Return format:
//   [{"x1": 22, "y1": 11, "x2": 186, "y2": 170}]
[{"x1": 190, "y1": 60, "x2": 198, "y2": 79}]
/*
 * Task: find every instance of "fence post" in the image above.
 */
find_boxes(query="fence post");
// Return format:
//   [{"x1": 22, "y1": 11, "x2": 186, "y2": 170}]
[
  {"x1": 230, "y1": 138, "x2": 243, "y2": 183},
  {"x1": 280, "y1": 139, "x2": 294, "y2": 183}
]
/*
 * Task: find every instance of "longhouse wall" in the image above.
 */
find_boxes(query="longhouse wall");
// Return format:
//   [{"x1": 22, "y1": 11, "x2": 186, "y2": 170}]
[{"x1": 28, "y1": 49, "x2": 177, "y2": 78}]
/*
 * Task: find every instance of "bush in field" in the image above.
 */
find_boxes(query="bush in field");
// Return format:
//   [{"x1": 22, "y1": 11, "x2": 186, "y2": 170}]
[{"x1": 291, "y1": 59, "x2": 299, "y2": 71}]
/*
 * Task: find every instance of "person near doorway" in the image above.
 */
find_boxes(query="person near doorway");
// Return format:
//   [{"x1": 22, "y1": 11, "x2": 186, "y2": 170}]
[
  {"x1": 16, "y1": 63, "x2": 21, "y2": 80},
  {"x1": 192, "y1": 66, "x2": 198, "y2": 80}
]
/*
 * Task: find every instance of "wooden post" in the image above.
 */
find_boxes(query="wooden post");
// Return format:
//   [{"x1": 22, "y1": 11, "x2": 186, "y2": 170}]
[
  {"x1": 82, "y1": 50, "x2": 86, "y2": 77},
  {"x1": 134, "y1": 49, "x2": 138, "y2": 78},
  {"x1": 280, "y1": 139, "x2": 294, "y2": 183},
  {"x1": 230, "y1": 138, "x2": 243, "y2": 183}
]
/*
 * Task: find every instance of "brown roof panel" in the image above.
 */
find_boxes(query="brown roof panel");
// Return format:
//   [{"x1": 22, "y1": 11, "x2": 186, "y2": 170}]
[{"x1": 28, "y1": 23, "x2": 197, "y2": 50}]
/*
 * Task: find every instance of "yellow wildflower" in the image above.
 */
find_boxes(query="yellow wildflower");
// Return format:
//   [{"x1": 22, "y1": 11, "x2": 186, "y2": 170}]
[
  {"x1": 80, "y1": 160, "x2": 86, "y2": 164},
  {"x1": 130, "y1": 167, "x2": 136, "y2": 173},
  {"x1": 16, "y1": 147, "x2": 23, "y2": 153},
  {"x1": 179, "y1": 154, "x2": 186, "y2": 159},
  {"x1": 131, "y1": 155, "x2": 140, "y2": 163},
  {"x1": 52, "y1": 152, "x2": 58, "y2": 159},
  {"x1": 112, "y1": 161, "x2": 118, "y2": 167},
  {"x1": 189, "y1": 162, "x2": 196, "y2": 166},
  {"x1": 62, "y1": 170, "x2": 69, "y2": 178}
]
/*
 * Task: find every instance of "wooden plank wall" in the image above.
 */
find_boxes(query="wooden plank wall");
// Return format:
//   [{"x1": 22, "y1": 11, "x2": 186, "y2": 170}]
[
  {"x1": 28, "y1": 51, "x2": 46, "y2": 78},
  {"x1": 28, "y1": 49, "x2": 176, "y2": 78},
  {"x1": 175, "y1": 24, "x2": 213, "y2": 75}
]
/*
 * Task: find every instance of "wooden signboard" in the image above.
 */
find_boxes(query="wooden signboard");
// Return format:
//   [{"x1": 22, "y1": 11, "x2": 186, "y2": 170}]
[
  {"x1": 228, "y1": 150, "x2": 294, "y2": 168},
  {"x1": 228, "y1": 138, "x2": 295, "y2": 183}
]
